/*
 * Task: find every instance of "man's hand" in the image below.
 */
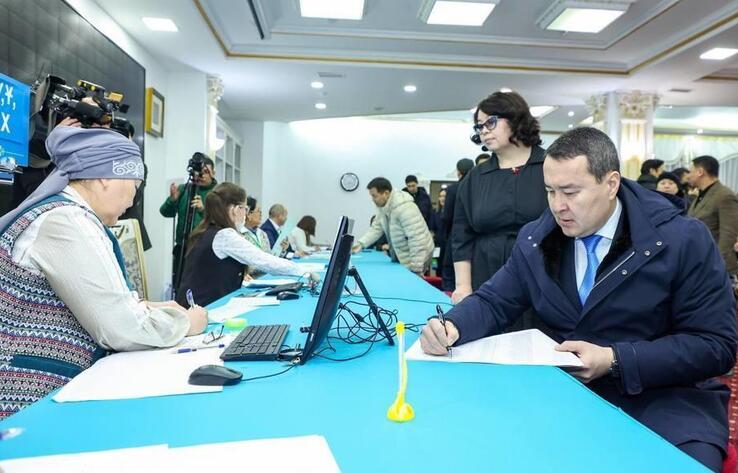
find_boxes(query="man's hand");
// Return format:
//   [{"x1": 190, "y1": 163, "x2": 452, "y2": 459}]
[
  {"x1": 352, "y1": 243, "x2": 363, "y2": 254},
  {"x1": 451, "y1": 285, "x2": 472, "y2": 304},
  {"x1": 57, "y1": 117, "x2": 82, "y2": 128},
  {"x1": 191, "y1": 195, "x2": 204, "y2": 211},
  {"x1": 185, "y1": 305, "x2": 208, "y2": 335},
  {"x1": 420, "y1": 318, "x2": 459, "y2": 355},
  {"x1": 169, "y1": 183, "x2": 180, "y2": 202},
  {"x1": 555, "y1": 341, "x2": 614, "y2": 383},
  {"x1": 380, "y1": 243, "x2": 389, "y2": 252}
]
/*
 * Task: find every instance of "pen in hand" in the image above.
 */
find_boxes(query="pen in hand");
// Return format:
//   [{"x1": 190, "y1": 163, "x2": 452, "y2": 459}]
[
  {"x1": 436, "y1": 304, "x2": 452, "y2": 356},
  {"x1": 186, "y1": 289, "x2": 196, "y2": 308}
]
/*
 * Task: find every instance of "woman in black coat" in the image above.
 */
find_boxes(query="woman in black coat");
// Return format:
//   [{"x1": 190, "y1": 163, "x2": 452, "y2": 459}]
[{"x1": 452, "y1": 91, "x2": 548, "y2": 330}]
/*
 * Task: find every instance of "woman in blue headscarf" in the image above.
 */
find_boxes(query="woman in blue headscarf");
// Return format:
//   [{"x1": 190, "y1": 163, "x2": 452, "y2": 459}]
[{"x1": 0, "y1": 124, "x2": 208, "y2": 419}]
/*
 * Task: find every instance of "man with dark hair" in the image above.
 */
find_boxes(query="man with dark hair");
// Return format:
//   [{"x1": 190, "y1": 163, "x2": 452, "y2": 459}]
[
  {"x1": 475, "y1": 153, "x2": 491, "y2": 165},
  {"x1": 421, "y1": 127, "x2": 736, "y2": 472},
  {"x1": 688, "y1": 155, "x2": 738, "y2": 276},
  {"x1": 353, "y1": 177, "x2": 434, "y2": 274},
  {"x1": 159, "y1": 153, "x2": 217, "y2": 284},
  {"x1": 260, "y1": 203, "x2": 288, "y2": 248},
  {"x1": 403, "y1": 174, "x2": 433, "y2": 226},
  {"x1": 636, "y1": 158, "x2": 664, "y2": 190},
  {"x1": 441, "y1": 158, "x2": 475, "y2": 291}
]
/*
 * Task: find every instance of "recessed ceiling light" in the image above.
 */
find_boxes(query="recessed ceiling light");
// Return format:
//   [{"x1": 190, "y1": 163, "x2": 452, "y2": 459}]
[
  {"x1": 310, "y1": 81, "x2": 324, "y2": 89},
  {"x1": 499, "y1": 87, "x2": 512, "y2": 93},
  {"x1": 567, "y1": 110, "x2": 575, "y2": 117},
  {"x1": 699, "y1": 47, "x2": 738, "y2": 61},
  {"x1": 697, "y1": 128, "x2": 704, "y2": 134},
  {"x1": 529, "y1": 105, "x2": 556, "y2": 118},
  {"x1": 315, "y1": 102, "x2": 327, "y2": 110},
  {"x1": 422, "y1": 1, "x2": 497, "y2": 27},
  {"x1": 300, "y1": 0, "x2": 365, "y2": 20},
  {"x1": 580, "y1": 116, "x2": 594, "y2": 125},
  {"x1": 536, "y1": 1, "x2": 628, "y2": 34},
  {"x1": 568, "y1": 124, "x2": 574, "y2": 129},
  {"x1": 469, "y1": 107, "x2": 477, "y2": 113},
  {"x1": 404, "y1": 84, "x2": 417, "y2": 93},
  {"x1": 142, "y1": 17, "x2": 178, "y2": 32}
]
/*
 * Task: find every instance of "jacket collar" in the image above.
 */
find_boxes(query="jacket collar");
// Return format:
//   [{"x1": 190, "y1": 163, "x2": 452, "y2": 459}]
[{"x1": 480, "y1": 145, "x2": 546, "y2": 174}]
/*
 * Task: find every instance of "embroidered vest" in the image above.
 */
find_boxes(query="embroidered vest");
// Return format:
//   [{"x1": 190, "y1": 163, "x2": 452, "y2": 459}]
[{"x1": 0, "y1": 196, "x2": 118, "y2": 418}]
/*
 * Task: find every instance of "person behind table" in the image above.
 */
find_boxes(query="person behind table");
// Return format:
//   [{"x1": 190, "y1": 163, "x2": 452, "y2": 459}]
[
  {"x1": 420, "y1": 127, "x2": 737, "y2": 472},
  {"x1": 176, "y1": 183, "x2": 319, "y2": 307},
  {"x1": 289, "y1": 215, "x2": 318, "y2": 256},
  {"x1": 242, "y1": 196, "x2": 271, "y2": 252},
  {"x1": 0, "y1": 126, "x2": 208, "y2": 419}
]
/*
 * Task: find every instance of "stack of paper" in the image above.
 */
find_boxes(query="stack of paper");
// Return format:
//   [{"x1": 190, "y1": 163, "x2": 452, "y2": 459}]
[
  {"x1": 406, "y1": 328, "x2": 583, "y2": 367},
  {"x1": 208, "y1": 296, "x2": 279, "y2": 323},
  {"x1": 294, "y1": 262, "x2": 326, "y2": 273},
  {"x1": 242, "y1": 278, "x2": 297, "y2": 288},
  {"x1": 0, "y1": 436, "x2": 340, "y2": 473},
  {"x1": 53, "y1": 347, "x2": 225, "y2": 403}
]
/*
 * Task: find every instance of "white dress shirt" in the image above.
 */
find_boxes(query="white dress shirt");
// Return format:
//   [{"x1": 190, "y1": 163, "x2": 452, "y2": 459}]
[
  {"x1": 11, "y1": 186, "x2": 190, "y2": 351},
  {"x1": 288, "y1": 227, "x2": 315, "y2": 254},
  {"x1": 212, "y1": 228, "x2": 306, "y2": 277},
  {"x1": 574, "y1": 198, "x2": 622, "y2": 289}
]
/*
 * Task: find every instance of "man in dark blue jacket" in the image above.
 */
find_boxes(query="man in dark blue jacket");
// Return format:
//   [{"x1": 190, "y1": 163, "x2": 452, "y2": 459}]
[{"x1": 420, "y1": 127, "x2": 737, "y2": 472}]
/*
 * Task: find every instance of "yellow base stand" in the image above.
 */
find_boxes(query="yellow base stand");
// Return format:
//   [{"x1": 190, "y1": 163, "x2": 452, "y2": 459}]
[{"x1": 387, "y1": 322, "x2": 414, "y2": 423}]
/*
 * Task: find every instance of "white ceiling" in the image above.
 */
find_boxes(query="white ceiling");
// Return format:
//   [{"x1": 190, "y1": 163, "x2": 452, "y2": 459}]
[{"x1": 93, "y1": 0, "x2": 738, "y2": 127}]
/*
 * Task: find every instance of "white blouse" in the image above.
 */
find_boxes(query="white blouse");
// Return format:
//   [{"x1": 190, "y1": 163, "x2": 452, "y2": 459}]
[
  {"x1": 11, "y1": 186, "x2": 190, "y2": 352},
  {"x1": 212, "y1": 227, "x2": 307, "y2": 277},
  {"x1": 288, "y1": 227, "x2": 316, "y2": 254}
]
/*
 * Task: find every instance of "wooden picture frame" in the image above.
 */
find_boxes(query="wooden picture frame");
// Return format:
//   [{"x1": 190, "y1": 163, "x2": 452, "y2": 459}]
[
  {"x1": 110, "y1": 219, "x2": 149, "y2": 300},
  {"x1": 145, "y1": 87, "x2": 165, "y2": 138}
]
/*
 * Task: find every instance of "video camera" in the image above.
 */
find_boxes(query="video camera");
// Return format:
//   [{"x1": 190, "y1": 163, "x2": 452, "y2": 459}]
[
  {"x1": 188, "y1": 152, "x2": 207, "y2": 178},
  {"x1": 33, "y1": 75, "x2": 129, "y2": 128}
]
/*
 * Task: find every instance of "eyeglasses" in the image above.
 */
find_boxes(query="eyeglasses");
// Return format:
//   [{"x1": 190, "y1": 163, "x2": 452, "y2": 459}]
[
  {"x1": 472, "y1": 115, "x2": 502, "y2": 134},
  {"x1": 202, "y1": 325, "x2": 224, "y2": 345}
]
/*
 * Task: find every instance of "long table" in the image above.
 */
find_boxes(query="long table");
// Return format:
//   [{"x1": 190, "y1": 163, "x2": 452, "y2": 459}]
[{"x1": 0, "y1": 252, "x2": 706, "y2": 471}]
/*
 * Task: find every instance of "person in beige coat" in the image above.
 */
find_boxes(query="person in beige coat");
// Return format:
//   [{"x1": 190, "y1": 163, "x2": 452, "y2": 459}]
[
  {"x1": 353, "y1": 177, "x2": 434, "y2": 274},
  {"x1": 687, "y1": 155, "x2": 738, "y2": 276}
]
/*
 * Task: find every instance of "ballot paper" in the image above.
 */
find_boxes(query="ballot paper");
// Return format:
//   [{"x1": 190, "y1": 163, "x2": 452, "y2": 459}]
[
  {"x1": 53, "y1": 347, "x2": 224, "y2": 402},
  {"x1": 294, "y1": 262, "x2": 327, "y2": 273},
  {"x1": 406, "y1": 328, "x2": 583, "y2": 367},
  {"x1": 0, "y1": 445, "x2": 170, "y2": 473},
  {"x1": 0, "y1": 436, "x2": 340, "y2": 473},
  {"x1": 242, "y1": 278, "x2": 297, "y2": 287},
  {"x1": 169, "y1": 435, "x2": 340, "y2": 473},
  {"x1": 207, "y1": 296, "x2": 279, "y2": 323}
]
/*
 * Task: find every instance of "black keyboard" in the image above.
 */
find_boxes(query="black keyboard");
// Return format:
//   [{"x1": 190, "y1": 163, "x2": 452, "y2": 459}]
[
  {"x1": 264, "y1": 282, "x2": 303, "y2": 296},
  {"x1": 220, "y1": 324, "x2": 290, "y2": 361}
]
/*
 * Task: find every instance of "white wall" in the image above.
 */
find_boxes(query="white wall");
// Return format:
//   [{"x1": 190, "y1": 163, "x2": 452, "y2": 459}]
[{"x1": 66, "y1": 0, "x2": 208, "y2": 299}]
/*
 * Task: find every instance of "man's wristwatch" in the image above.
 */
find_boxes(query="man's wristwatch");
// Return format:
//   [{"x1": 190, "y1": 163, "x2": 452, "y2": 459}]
[{"x1": 609, "y1": 347, "x2": 621, "y2": 378}]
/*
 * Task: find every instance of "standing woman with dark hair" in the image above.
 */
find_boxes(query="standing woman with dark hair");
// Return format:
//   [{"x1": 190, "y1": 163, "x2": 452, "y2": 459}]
[
  {"x1": 452, "y1": 91, "x2": 548, "y2": 330},
  {"x1": 177, "y1": 183, "x2": 318, "y2": 307},
  {"x1": 289, "y1": 215, "x2": 318, "y2": 256}
]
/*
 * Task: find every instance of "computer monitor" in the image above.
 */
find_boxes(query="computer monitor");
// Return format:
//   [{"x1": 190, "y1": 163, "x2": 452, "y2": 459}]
[{"x1": 299, "y1": 232, "x2": 354, "y2": 365}]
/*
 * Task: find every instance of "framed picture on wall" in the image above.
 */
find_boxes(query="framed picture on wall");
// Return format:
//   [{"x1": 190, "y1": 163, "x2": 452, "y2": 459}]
[{"x1": 145, "y1": 87, "x2": 165, "y2": 137}]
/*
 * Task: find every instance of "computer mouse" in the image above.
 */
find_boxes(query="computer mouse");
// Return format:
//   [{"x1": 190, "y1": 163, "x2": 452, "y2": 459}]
[
  {"x1": 188, "y1": 364, "x2": 243, "y2": 386},
  {"x1": 276, "y1": 290, "x2": 300, "y2": 301}
]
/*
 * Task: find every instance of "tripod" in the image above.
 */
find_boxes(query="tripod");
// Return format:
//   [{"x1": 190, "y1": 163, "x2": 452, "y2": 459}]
[
  {"x1": 347, "y1": 266, "x2": 394, "y2": 345},
  {"x1": 171, "y1": 173, "x2": 200, "y2": 298}
]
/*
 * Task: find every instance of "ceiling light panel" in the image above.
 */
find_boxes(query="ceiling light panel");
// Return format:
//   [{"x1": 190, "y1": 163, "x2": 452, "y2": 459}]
[
  {"x1": 299, "y1": 0, "x2": 365, "y2": 20},
  {"x1": 536, "y1": 1, "x2": 633, "y2": 34},
  {"x1": 700, "y1": 48, "x2": 738, "y2": 60},
  {"x1": 530, "y1": 106, "x2": 557, "y2": 118},
  {"x1": 420, "y1": 0, "x2": 497, "y2": 27},
  {"x1": 142, "y1": 17, "x2": 178, "y2": 32}
]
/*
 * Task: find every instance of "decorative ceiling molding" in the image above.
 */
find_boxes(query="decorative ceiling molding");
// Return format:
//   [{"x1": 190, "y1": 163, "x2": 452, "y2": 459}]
[{"x1": 193, "y1": 0, "x2": 738, "y2": 78}]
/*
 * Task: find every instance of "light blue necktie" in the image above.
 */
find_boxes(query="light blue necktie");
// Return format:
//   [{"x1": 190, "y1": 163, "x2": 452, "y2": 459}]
[{"x1": 578, "y1": 234, "x2": 603, "y2": 305}]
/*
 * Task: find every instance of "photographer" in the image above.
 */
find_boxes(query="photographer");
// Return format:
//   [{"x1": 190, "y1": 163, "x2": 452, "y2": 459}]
[{"x1": 159, "y1": 153, "x2": 217, "y2": 284}]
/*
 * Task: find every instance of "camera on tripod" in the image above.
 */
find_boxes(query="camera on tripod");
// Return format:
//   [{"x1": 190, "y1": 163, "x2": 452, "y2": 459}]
[
  {"x1": 34, "y1": 75, "x2": 129, "y2": 128},
  {"x1": 188, "y1": 152, "x2": 207, "y2": 178}
]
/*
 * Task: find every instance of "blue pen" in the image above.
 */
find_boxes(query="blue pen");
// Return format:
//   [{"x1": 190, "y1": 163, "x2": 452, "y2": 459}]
[
  {"x1": 0, "y1": 427, "x2": 23, "y2": 441},
  {"x1": 173, "y1": 344, "x2": 225, "y2": 354},
  {"x1": 186, "y1": 289, "x2": 195, "y2": 308}
]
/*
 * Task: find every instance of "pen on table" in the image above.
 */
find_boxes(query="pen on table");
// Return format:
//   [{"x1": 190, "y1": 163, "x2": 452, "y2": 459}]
[
  {"x1": 186, "y1": 289, "x2": 195, "y2": 308},
  {"x1": 436, "y1": 304, "x2": 452, "y2": 356},
  {"x1": 0, "y1": 427, "x2": 24, "y2": 441},
  {"x1": 173, "y1": 344, "x2": 225, "y2": 354}
]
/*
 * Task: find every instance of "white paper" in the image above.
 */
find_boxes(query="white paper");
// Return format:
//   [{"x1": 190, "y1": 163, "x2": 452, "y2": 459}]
[
  {"x1": 170, "y1": 435, "x2": 340, "y2": 473},
  {"x1": 294, "y1": 262, "x2": 326, "y2": 273},
  {"x1": 242, "y1": 278, "x2": 297, "y2": 287},
  {"x1": 406, "y1": 329, "x2": 583, "y2": 367},
  {"x1": 0, "y1": 445, "x2": 170, "y2": 473},
  {"x1": 53, "y1": 348, "x2": 224, "y2": 402},
  {"x1": 207, "y1": 297, "x2": 279, "y2": 323}
]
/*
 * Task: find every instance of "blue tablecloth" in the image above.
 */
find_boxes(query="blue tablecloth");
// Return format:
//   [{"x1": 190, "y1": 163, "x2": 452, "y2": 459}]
[{"x1": 0, "y1": 252, "x2": 705, "y2": 471}]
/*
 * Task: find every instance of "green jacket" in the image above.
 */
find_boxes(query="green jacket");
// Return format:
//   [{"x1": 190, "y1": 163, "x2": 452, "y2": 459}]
[{"x1": 159, "y1": 180, "x2": 218, "y2": 246}]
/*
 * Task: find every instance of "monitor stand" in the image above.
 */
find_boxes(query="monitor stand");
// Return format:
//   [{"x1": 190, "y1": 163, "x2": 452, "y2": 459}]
[{"x1": 347, "y1": 266, "x2": 394, "y2": 345}]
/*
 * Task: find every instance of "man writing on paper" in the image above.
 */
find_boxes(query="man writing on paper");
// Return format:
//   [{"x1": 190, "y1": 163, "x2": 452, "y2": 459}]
[{"x1": 420, "y1": 127, "x2": 737, "y2": 472}]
